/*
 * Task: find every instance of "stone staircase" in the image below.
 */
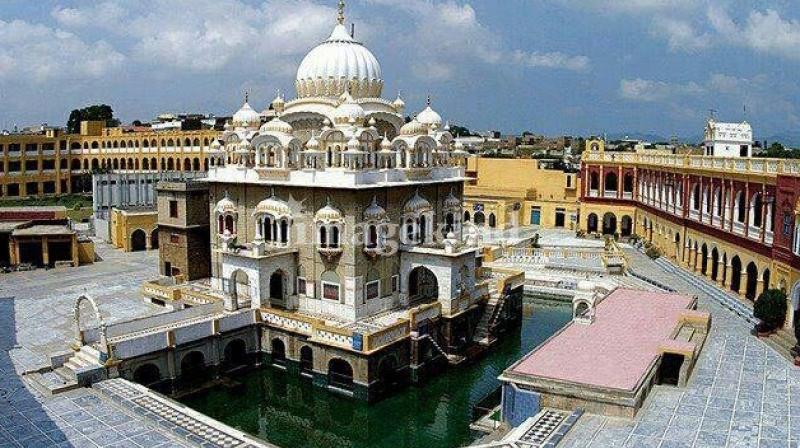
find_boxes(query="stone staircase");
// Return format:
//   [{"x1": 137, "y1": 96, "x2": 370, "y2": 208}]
[
  {"x1": 473, "y1": 286, "x2": 501, "y2": 346},
  {"x1": 649, "y1": 255, "x2": 796, "y2": 362},
  {"x1": 23, "y1": 345, "x2": 107, "y2": 396}
]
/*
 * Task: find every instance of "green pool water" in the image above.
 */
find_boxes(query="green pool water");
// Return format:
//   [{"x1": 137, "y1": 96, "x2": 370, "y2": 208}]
[{"x1": 181, "y1": 299, "x2": 571, "y2": 448}]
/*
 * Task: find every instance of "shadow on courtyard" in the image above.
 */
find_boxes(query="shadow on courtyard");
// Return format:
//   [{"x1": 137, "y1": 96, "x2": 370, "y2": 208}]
[{"x1": 0, "y1": 296, "x2": 70, "y2": 446}]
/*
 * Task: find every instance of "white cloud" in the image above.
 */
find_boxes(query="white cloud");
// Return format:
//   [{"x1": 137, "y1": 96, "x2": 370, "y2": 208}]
[
  {"x1": 559, "y1": 0, "x2": 697, "y2": 15},
  {"x1": 51, "y1": 2, "x2": 127, "y2": 29},
  {"x1": 50, "y1": 0, "x2": 336, "y2": 74},
  {"x1": 620, "y1": 78, "x2": 704, "y2": 102},
  {"x1": 653, "y1": 19, "x2": 712, "y2": 52},
  {"x1": 368, "y1": 0, "x2": 589, "y2": 80},
  {"x1": 0, "y1": 19, "x2": 124, "y2": 83},
  {"x1": 708, "y1": 6, "x2": 800, "y2": 60},
  {"x1": 512, "y1": 50, "x2": 589, "y2": 72}
]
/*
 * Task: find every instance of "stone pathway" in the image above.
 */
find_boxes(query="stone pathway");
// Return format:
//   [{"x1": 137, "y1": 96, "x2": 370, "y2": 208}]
[
  {"x1": 0, "y1": 242, "x2": 201, "y2": 447},
  {"x1": 559, "y1": 251, "x2": 800, "y2": 448}
]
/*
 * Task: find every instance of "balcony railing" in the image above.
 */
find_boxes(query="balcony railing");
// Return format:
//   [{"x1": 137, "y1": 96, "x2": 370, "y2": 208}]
[
  {"x1": 689, "y1": 210, "x2": 700, "y2": 220},
  {"x1": 582, "y1": 150, "x2": 800, "y2": 178},
  {"x1": 622, "y1": 191, "x2": 633, "y2": 200},
  {"x1": 603, "y1": 190, "x2": 617, "y2": 198},
  {"x1": 765, "y1": 231, "x2": 774, "y2": 245},
  {"x1": 589, "y1": 189, "x2": 598, "y2": 198},
  {"x1": 733, "y1": 221, "x2": 745, "y2": 235}
]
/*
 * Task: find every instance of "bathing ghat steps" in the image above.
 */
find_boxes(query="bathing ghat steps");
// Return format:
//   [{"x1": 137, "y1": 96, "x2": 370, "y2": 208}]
[
  {"x1": 649, "y1": 255, "x2": 796, "y2": 362},
  {"x1": 23, "y1": 345, "x2": 106, "y2": 396}
]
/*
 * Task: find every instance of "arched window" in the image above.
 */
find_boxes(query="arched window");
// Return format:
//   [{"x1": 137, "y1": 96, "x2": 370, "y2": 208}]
[
  {"x1": 319, "y1": 226, "x2": 328, "y2": 248},
  {"x1": 488, "y1": 213, "x2": 496, "y2": 228},
  {"x1": 225, "y1": 215, "x2": 235, "y2": 234},
  {"x1": 331, "y1": 226, "x2": 340, "y2": 248}
]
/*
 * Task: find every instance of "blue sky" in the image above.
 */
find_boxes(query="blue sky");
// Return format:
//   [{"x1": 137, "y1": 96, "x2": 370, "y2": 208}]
[{"x1": 0, "y1": 0, "x2": 799, "y2": 140}]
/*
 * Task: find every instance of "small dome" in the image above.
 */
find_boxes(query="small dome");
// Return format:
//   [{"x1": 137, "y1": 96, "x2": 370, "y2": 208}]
[
  {"x1": 215, "y1": 192, "x2": 237, "y2": 214},
  {"x1": 254, "y1": 193, "x2": 291, "y2": 218},
  {"x1": 393, "y1": 93, "x2": 405, "y2": 110},
  {"x1": 306, "y1": 134, "x2": 321, "y2": 151},
  {"x1": 260, "y1": 116, "x2": 293, "y2": 134},
  {"x1": 333, "y1": 90, "x2": 366, "y2": 125},
  {"x1": 347, "y1": 136, "x2": 360, "y2": 151},
  {"x1": 400, "y1": 118, "x2": 426, "y2": 136},
  {"x1": 417, "y1": 106, "x2": 442, "y2": 127},
  {"x1": 315, "y1": 199, "x2": 343, "y2": 223},
  {"x1": 380, "y1": 135, "x2": 393, "y2": 152},
  {"x1": 233, "y1": 99, "x2": 261, "y2": 128},
  {"x1": 364, "y1": 196, "x2": 387, "y2": 221},
  {"x1": 404, "y1": 190, "x2": 432, "y2": 214},
  {"x1": 272, "y1": 93, "x2": 285, "y2": 110},
  {"x1": 444, "y1": 190, "x2": 461, "y2": 209}
]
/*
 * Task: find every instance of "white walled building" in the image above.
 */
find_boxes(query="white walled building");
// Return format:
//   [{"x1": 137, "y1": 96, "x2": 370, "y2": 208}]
[{"x1": 703, "y1": 119, "x2": 753, "y2": 157}]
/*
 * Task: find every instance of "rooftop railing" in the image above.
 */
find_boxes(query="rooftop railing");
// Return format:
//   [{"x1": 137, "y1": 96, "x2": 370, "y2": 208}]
[{"x1": 582, "y1": 151, "x2": 798, "y2": 177}]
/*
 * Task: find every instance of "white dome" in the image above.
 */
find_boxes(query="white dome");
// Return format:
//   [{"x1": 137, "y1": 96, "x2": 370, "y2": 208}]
[
  {"x1": 400, "y1": 118, "x2": 427, "y2": 136},
  {"x1": 364, "y1": 196, "x2": 387, "y2": 221},
  {"x1": 333, "y1": 91, "x2": 366, "y2": 125},
  {"x1": 315, "y1": 201, "x2": 343, "y2": 223},
  {"x1": 260, "y1": 117, "x2": 293, "y2": 134},
  {"x1": 215, "y1": 192, "x2": 237, "y2": 214},
  {"x1": 295, "y1": 24, "x2": 383, "y2": 99},
  {"x1": 306, "y1": 134, "x2": 321, "y2": 151},
  {"x1": 233, "y1": 100, "x2": 261, "y2": 128},
  {"x1": 444, "y1": 190, "x2": 461, "y2": 210},
  {"x1": 417, "y1": 105, "x2": 442, "y2": 127},
  {"x1": 254, "y1": 194, "x2": 291, "y2": 218},
  {"x1": 380, "y1": 135, "x2": 393, "y2": 152},
  {"x1": 404, "y1": 190, "x2": 432, "y2": 214}
]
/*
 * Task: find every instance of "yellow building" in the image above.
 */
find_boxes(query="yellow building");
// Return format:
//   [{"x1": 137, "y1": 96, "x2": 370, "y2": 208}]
[
  {"x1": 109, "y1": 206, "x2": 159, "y2": 252},
  {"x1": 463, "y1": 157, "x2": 580, "y2": 230},
  {"x1": 1, "y1": 122, "x2": 220, "y2": 199}
]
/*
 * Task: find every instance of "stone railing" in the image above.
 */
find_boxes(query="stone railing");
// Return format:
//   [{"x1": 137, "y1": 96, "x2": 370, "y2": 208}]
[
  {"x1": 261, "y1": 308, "x2": 321, "y2": 336},
  {"x1": 582, "y1": 151, "x2": 800, "y2": 178},
  {"x1": 503, "y1": 247, "x2": 604, "y2": 261},
  {"x1": 140, "y1": 279, "x2": 182, "y2": 302},
  {"x1": 312, "y1": 325, "x2": 354, "y2": 350},
  {"x1": 363, "y1": 320, "x2": 410, "y2": 352},
  {"x1": 408, "y1": 302, "x2": 442, "y2": 327}
]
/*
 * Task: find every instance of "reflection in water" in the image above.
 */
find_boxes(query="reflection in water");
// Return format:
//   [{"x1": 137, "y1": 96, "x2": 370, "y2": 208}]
[{"x1": 182, "y1": 299, "x2": 571, "y2": 448}]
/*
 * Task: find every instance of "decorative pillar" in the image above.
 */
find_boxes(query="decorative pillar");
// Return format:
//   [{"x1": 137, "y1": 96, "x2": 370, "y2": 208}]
[
  {"x1": 723, "y1": 264, "x2": 732, "y2": 289},
  {"x1": 42, "y1": 237, "x2": 49, "y2": 267}
]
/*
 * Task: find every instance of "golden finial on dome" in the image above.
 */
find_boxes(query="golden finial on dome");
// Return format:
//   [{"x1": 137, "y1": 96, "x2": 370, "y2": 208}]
[{"x1": 337, "y1": 0, "x2": 345, "y2": 25}]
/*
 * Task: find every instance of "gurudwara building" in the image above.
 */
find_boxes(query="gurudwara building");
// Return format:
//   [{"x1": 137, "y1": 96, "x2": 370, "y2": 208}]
[{"x1": 192, "y1": 3, "x2": 523, "y2": 401}]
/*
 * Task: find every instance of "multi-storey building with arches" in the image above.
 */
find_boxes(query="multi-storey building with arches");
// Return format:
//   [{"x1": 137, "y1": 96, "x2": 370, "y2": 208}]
[
  {"x1": 0, "y1": 122, "x2": 220, "y2": 199},
  {"x1": 580, "y1": 146, "x2": 800, "y2": 324}
]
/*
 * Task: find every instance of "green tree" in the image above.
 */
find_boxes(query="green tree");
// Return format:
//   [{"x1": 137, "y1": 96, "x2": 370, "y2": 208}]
[
  {"x1": 754, "y1": 289, "x2": 787, "y2": 332},
  {"x1": 66, "y1": 104, "x2": 119, "y2": 133}
]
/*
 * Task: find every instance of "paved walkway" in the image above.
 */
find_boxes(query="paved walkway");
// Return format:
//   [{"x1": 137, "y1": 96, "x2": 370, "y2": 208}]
[
  {"x1": 0, "y1": 242, "x2": 195, "y2": 447},
  {"x1": 559, "y1": 250, "x2": 800, "y2": 448},
  {"x1": 1, "y1": 243, "x2": 166, "y2": 373}
]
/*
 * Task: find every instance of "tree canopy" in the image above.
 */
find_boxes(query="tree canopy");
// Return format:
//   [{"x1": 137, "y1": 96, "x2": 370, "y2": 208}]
[{"x1": 66, "y1": 104, "x2": 119, "y2": 134}]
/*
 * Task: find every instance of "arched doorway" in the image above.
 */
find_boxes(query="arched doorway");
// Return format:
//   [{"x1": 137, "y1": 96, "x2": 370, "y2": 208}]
[
  {"x1": 271, "y1": 338, "x2": 286, "y2": 367},
  {"x1": 762, "y1": 269, "x2": 771, "y2": 296},
  {"x1": 299, "y1": 346, "x2": 313, "y2": 376},
  {"x1": 133, "y1": 364, "x2": 161, "y2": 387},
  {"x1": 408, "y1": 266, "x2": 438, "y2": 304},
  {"x1": 620, "y1": 215, "x2": 632, "y2": 237},
  {"x1": 745, "y1": 262, "x2": 759, "y2": 301},
  {"x1": 587, "y1": 213, "x2": 598, "y2": 233},
  {"x1": 473, "y1": 211, "x2": 485, "y2": 226},
  {"x1": 602, "y1": 213, "x2": 617, "y2": 235},
  {"x1": 711, "y1": 247, "x2": 719, "y2": 281},
  {"x1": 328, "y1": 358, "x2": 354, "y2": 391},
  {"x1": 223, "y1": 339, "x2": 248, "y2": 371},
  {"x1": 130, "y1": 229, "x2": 147, "y2": 252},
  {"x1": 150, "y1": 229, "x2": 159, "y2": 249},
  {"x1": 730, "y1": 256, "x2": 742, "y2": 294},
  {"x1": 269, "y1": 271, "x2": 285, "y2": 307},
  {"x1": 700, "y1": 244, "x2": 708, "y2": 275},
  {"x1": 377, "y1": 356, "x2": 400, "y2": 394},
  {"x1": 488, "y1": 213, "x2": 496, "y2": 228},
  {"x1": 180, "y1": 351, "x2": 207, "y2": 385}
]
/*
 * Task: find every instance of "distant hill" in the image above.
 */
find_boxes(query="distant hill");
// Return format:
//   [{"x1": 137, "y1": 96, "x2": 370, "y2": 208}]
[
  {"x1": 604, "y1": 132, "x2": 701, "y2": 145},
  {"x1": 763, "y1": 131, "x2": 800, "y2": 149}
]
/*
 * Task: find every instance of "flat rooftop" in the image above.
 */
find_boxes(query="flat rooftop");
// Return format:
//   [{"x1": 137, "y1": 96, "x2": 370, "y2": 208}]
[
  {"x1": 12, "y1": 224, "x2": 76, "y2": 237},
  {"x1": 510, "y1": 288, "x2": 693, "y2": 391}
]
